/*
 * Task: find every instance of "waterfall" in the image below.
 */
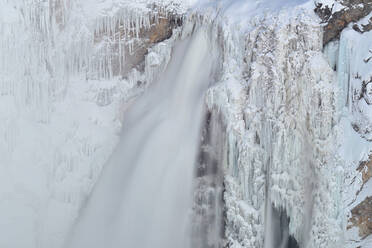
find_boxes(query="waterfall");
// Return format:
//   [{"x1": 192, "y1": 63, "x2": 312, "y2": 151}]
[{"x1": 66, "y1": 27, "x2": 215, "y2": 248}]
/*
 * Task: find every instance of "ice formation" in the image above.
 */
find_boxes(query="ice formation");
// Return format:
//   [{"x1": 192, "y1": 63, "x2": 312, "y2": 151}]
[
  {"x1": 204, "y1": 5, "x2": 342, "y2": 247},
  {"x1": 1, "y1": 0, "x2": 372, "y2": 248},
  {"x1": 0, "y1": 1, "x2": 185, "y2": 247}
]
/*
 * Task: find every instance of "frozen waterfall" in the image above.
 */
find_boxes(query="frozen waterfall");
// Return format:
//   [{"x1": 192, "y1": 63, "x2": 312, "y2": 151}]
[
  {"x1": 66, "y1": 27, "x2": 215, "y2": 248},
  {"x1": 2, "y1": 1, "x2": 362, "y2": 247}
]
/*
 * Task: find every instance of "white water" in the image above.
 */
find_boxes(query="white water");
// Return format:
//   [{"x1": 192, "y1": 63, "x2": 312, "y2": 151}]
[{"x1": 66, "y1": 28, "x2": 214, "y2": 248}]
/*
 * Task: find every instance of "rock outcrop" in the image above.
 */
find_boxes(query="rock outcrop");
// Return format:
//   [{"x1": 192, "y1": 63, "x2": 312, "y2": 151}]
[
  {"x1": 352, "y1": 16, "x2": 372, "y2": 33},
  {"x1": 315, "y1": 0, "x2": 372, "y2": 45},
  {"x1": 349, "y1": 197, "x2": 372, "y2": 238},
  {"x1": 93, "y1": 7, "x2": 182, "y2": 77},
  {"x1": 348, "y1": 154, "x2": 372, "y2": 239},
  {"x1": 357, "y1": 154, "x2": 372, "y2": 184}
]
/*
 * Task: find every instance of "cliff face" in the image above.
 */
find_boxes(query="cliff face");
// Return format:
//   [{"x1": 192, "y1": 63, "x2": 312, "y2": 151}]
[
  {"x1": 346, "y1": 153, "x2": 372, "y2": 244},
  {"x1": 317, "y1": 1, "x2": 372, "y2": 247},
  {"x1": 349, "y1": 197, "x2": 372, "y2": 238},
  {"x1": 348, "y1": 153, "x2": 372, "y2": 239},
  {"x1": 205, "y1": 8, "x2": 340, "y2": 247},
  {"x1": 315, "y1": 0, "x2": 372, "y2": 45}
]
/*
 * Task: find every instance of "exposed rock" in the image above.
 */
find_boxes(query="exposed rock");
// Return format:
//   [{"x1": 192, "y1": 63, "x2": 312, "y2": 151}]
[
  {"x1": 147, "y1": 17, "x2": 177, "y2": 43},
  {"x1": 348, "y1": 197, "x2": 372, "y2": 238},
  {"x1": 315, "y1": 0, "x2": 372, "y2": 45},
  {"x1": 352, "y1": 16, "x2": 372, "y2": 33},
  {"x1": 314, "y1": 3, "x2": 333, "y2": 23},
  {"x1": 341, "y1": 0, "x2": 372, "y2": 8},
  {"x1": 357, "y1": 153, "x2": 372, "y2": 186},
  {"x1": 353, "y1": 78, "x2": 372, "y2": 105},
  {"x1": 347, "y1": 154, "x2": 372, "y2": 239},
  {"x1": 93, "y1": 8, "x2": 183, "y2": 78},
  {"x1": 324, "y1": 4, "x2": 372, "y2": 45}
]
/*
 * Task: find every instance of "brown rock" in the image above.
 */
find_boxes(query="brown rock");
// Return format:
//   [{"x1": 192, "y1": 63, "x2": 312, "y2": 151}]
[
  {"x1": 348, "y1": 197, "x2": 372, "y2": 238},
  {"x1": 348, "y1": 154, "x2": 372, "y2": 239},
  {"x1": 357, "y1": 153, "x2": 372, "y2": 184},
  {"x1": 315, "y1": 1, "x2": 372, "y2": 45},
  {"x1": 353, "y1": 17, "x2": 372, "y2": 33},
  {"x1": 148, "y1": 17, "x2": 174, "y2": 43},
  {"x1": 93, "y1": 7, "x2": 183, "y2": 78}
]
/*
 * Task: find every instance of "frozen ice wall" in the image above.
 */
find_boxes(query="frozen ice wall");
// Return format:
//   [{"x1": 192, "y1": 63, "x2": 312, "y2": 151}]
[
  {"x1": 336, "y1": 21, "x2": 372, "y2": 140},
  {"x1": 325, "y1": 13, "x2": 372, "y2": 248},
  {"x1": 203, "y1": 2, "x2": 344, "y2": 247},
  {"x1": 0, "y1": 1, "x2": 185, "y2": 247}
]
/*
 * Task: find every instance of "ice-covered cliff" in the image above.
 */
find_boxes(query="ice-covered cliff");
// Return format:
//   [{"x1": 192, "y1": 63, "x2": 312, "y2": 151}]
[
  {"x1": 317, "y1": 1, "x2": 372, "y2": 247},
  {"x1": 0, "y1": 1, "x2": 184, "y2": 247},
  {"x1": 203, "y1": 3, "x2": 341, "y2": 247},
  {"x1": 0, "y1": 0, "x2": 371, "y2": 248}
]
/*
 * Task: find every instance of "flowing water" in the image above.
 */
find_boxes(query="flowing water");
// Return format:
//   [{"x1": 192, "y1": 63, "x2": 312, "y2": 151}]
[{"x1": 66, "y1": 28, "x2": 215, "y2": 248}]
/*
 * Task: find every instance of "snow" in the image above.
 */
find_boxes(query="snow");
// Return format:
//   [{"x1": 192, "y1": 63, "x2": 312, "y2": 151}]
[{"x1": 359, "y1": 234, "x2": 372, "y2": 248}]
